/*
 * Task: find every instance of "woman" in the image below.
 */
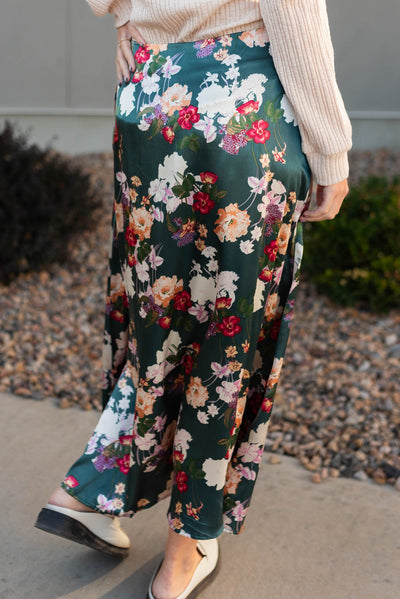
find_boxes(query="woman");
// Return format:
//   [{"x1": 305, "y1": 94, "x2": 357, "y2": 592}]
[{"x1": 35, "y1": 1, "x2": 352, "y2": 598}]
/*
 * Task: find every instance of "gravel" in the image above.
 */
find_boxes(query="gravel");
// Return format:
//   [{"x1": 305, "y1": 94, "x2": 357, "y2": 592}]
[{"x1": 1, "y1": 149, "x2": 399, "y2": 486}]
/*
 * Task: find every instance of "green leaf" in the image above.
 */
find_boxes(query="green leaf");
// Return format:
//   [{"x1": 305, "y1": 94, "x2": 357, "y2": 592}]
[
  {"x1": 137, "y1": 106, "x2": 154, "y2": 118},
  {"x1": 137, "y1": 241, "x2": 151, "y2": 262},
  {"x1": 147, "y1": 118, "x2": 164, "y2": 139}
]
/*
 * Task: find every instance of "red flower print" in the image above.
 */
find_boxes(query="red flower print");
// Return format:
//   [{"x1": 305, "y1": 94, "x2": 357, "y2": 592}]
[
  {"x1": 191, "y1": 342, "x2": 201, "y2": 354},
  {"x1": 122, "y1": 292, "x2": 129, "y2": 308},
  {"x1": 262, "y1": 398, "x2": 273, "y2": 413},
  {"x1": 113, "y1": 123, "x2": 118, "y2": 145},
  {"x1": 131, "y1": 70, "x2": 144, "y2": 83},
  {"x1": 125, "y1": 224, "x2": 137, "y2": 247},
  {"x1": 111, "y1": 310, "x2": 124, "y2": 323},
  {"x1": 177, "y1": 105, "x2": 200, "y2": 130},
  {"x1": 174, "y1": 450, "x2": 184, "y2": 464},
  {"x1": 193, "y1": 191, "x2": 215, "y2": 214},
  {"x1": 119, "y1": 435, "x2": 133, "y2": 445},
  {"x1": 216, "y1": 315, "x2": 242, "y2": 337},
  {"x1": 176, "y1": 470, "x2": 189, "y2": 492},
  {"x1": 246, "y1": 119, "x2": 270, "y2": 143},
  {"x1": 215, "y1": 297, "x2": 232, "y2": 309},
  {"x1": 237, "y1": 100, "x2": 259, "y2": 115},
  {"x1": 116, "y1": 454, "x2": 130, "y2": 475},
  {"x1": 182, "y1": 354, "x2": 194, "y2": 375},
  {"x1": 158, "y1": 316, "x2": 171, "y2": 329},
  {"x1": 63, "y1": 475, "x2": 79, "y2": 488},
  {"x1": 270, "y1": 319, "x2": 282, "y2": 340},
  {"x1": 264, "y1": 240, "x2": 278, "y2": 261},
  {"x1": 174, "y1": 290, "x2": 192, "y2": 311},
  {"x1": 128, "y1": 254, "x2": 137, "y2": 267},
  {"x1": 162, "y1": 126, "x2": 175, "y2": 143},
  {"x1": 259, "y1": 267, "x2": 273, "y2": 282},
  {"x1": 134, "y1": 46, "x2": 150, "y2": 63},
  {"x1": 200, "y1": 171, "x2": 218, "y2": 184}
]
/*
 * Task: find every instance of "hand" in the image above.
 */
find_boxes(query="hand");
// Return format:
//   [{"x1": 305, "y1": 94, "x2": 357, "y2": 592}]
[
  {"x1": 116, "y1": 22, "x2": 146, "y2": 84},
  {"x1": 300, "y1": 179, "x2": 349, "y2": 222}
]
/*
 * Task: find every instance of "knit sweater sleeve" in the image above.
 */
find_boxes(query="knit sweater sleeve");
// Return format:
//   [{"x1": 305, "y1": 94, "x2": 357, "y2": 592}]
[
  {"x1": 259, "y1": 0, "x2": 352, "y2": 185},
  {"x1": 85, "y1": 0, "x2": 131, "y2": 28}
]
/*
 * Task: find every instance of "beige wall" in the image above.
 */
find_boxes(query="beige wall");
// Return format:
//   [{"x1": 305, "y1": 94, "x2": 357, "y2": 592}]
[{"x1": 1, "y1": 0, "x2": 399, "y2": 153}]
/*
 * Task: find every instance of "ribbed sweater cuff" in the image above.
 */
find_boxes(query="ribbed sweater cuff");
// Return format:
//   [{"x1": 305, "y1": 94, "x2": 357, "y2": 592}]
[
  {"x1": 305, "y1": 151, "x2": 349, "y2": 186},
  {"x1": 109, "y1": 0, "x2": 132, "y2": 27}
]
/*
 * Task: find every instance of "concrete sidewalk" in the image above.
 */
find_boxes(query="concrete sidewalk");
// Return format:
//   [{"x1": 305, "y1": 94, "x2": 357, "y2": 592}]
[{"x1": 1, "y1": 391, "x2": 399, "y2": 599}]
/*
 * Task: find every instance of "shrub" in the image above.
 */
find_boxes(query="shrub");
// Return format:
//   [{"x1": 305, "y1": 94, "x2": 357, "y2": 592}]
[
  {"x1": 0, "y1": 121, "x2": 97, "y2": 282},
  {"x1": 302, "y1": 175, "x2": 400, "y2": 312}
]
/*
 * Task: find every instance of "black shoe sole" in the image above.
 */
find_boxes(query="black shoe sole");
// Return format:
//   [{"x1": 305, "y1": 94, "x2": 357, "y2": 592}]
[
  {"x1": 34, "y1": 508, "x2": 129, "y2": 559},
  {"x1": 146, "y1": 549, "x2": 221, "y2": 599}
]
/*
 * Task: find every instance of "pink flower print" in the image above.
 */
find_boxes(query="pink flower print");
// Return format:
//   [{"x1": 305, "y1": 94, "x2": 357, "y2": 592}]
[
  {"x1": 116, "y1": 454, "x2": 130, "y2": 474},
  {"x1": 246, "y1": 120, "x2": 271, "y2": 144},
  {"x1": 177, "y1": 105, "x2": 200, "y2": 130},
  {"x1": 63, "y1": 475, "x2": 79, "y2": 488},
  {"x1": 232, "y1": 500, "x2": 248, "y2": 522}
]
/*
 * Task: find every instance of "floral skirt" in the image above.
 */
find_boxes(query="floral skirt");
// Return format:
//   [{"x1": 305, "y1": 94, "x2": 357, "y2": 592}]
[{"x1": 62, "y1": 29, "x2": 311, "y2": 539}]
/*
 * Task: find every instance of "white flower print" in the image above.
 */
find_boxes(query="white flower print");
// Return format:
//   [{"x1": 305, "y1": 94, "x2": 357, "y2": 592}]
[
  {"x1": 215, "y1": 271, "x2": 239, "y2": 302},
  {"x1": 251, "y1": 226, "x2": 262, "y2": 241},
  {"x1": 248, "y1": 175, "x2": 269, "y2": 195},
  {"x1": 280, "y1": 94, "x2": 298, "y2": 126},
  {"x1": 135, "y1": 260, "x2": 150, "y2": 283},
  {"x1": 240, "y1": 239, "x2": 254, "y2": 254},
  {"x1": 202, "y1": 457, "x2": 228, "y2": 490},
  {"x1": 156, "y1": 330, "x2": 182, "y2": 364},
  {"x1": 121, "y1": 261, "x2": 136, "y2": 298},
  {"x1": 216, "y1": 380, "x2": 240, "y2": 403},
  {"x1": 236, "y1": 442, "x2": 264, "y2": 464},
  {"x1": 188, "y1": 303, "x2": 209, "y2": 323},
  {"x1": 253, "y1": 278, "x2": 266, "y2": 312},
  {"x1": 189, "y1": 274, "x2": 216, "y2": 305},
  {"x1": 211, "y1": 362, "x2": 231, "y2": 378},
  {"x1": 146, "y1": 362, "x2": 165, "y2": 384},
  {"x1": 97, "y1": 494, "x2": 114, "y2": 512},
  {"x1": 119, "y1": 83, "x2": 136, "y2": 116},
  {"x1": 161, "y1": 56, "x2": 181, "y2": 78},
  {"x1": 207, "y1": 404, "x2": 219, "y2": 417},
  {"x1": 174, "y1": 428, "x2": 193, "y2": 460},
  {"x1": 149, "y1": 246, "x2": 164, "y2": 269},
  {"x1": 226, "y1": 66, "x2": 240, "y2": 80},
  {"x1": 114, "y1": 483, "x2": 126, "y2": 495},
  {"x1": 138, "y1": 117, "x2": 151, "y2": 131},
  {"x1": 141, "y1": 72, "x2": 160, "y2": 95},
  {"x1": 197, "y1": 411, "x2": 209, "y2": 424},
  {"x1": 135, "y1": 430, "x2": 157, "y2": 451},
  {"x1": 193, "y1": 116, "x2": 217, "y2": 143},
  {"x1": 158, "y1": 153, "x2": 188, "y2": 185}
]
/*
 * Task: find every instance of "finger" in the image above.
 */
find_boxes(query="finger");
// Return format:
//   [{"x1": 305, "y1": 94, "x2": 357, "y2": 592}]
[
  {"x1": 116, "y1": 46, "x2": 131, "y2": 82},
  {"x1": 301, "y1": 188, "x2": 340, "y2": 221},
  {"x1": 116, "y1": 61, "x2": 123, "y2": 85},
  {"x1": 119, "y1": 39, "x2": 136, "y2": 73},
  {"x1": 128, "y1": 23, "x2": 147, "y2": 46}
]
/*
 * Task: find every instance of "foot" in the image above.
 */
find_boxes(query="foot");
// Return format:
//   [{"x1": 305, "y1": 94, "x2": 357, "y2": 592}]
[
  {"x1": 48, "y1": 486, "x2": 95, "y2": 513},
  {"x1": 151, "y1": 529, "x2": 203, "y2": 599}
]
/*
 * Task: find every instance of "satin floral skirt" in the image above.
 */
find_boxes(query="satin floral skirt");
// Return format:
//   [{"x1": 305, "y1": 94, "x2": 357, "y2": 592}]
[{"x1": 62, "y1": 29, "x2": 311, "y2": 539}]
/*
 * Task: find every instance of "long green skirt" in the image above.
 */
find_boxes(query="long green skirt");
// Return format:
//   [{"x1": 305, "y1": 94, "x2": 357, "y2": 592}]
[{"x1": 62, "y1": 29, "x2": 311, "y2": 539}]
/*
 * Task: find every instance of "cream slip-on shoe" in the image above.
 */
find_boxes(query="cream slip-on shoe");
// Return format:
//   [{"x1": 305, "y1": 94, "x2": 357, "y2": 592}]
[
  {"x1": 147, "y1": 538, "x2": 220, "y2": 599},
  {"x1": 34, "y1": 503, "x2": 130, "y2": 558}
]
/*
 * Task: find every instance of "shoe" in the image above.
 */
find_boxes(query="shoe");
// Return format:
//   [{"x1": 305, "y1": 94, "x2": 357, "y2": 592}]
[
  {"x1": 147, "y1": 538, "x2": 220, "y2": 599},
  {"x1": 34, "y1": 503, "x2": 130, "y2": 558}
]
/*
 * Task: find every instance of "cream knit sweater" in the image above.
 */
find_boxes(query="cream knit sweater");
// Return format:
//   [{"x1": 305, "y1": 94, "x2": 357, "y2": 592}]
[{"x1": 86, "y1": 0, "x2": 352, "y2": 185}]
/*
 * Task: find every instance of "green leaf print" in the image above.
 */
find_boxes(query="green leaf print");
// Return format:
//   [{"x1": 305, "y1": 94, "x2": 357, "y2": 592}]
[
  {"x1": 147, "y1": 54, "x2": 167, "y2": 77},
  {"x1": 137, "y1": 106, "x2": 154, "y2": 118},
  {"x1": 187, "y1": 458, "x2": 206, "y2": 480},
  {"x1": 137, "y1": 417, "x2": 156, "y2": 437},
  {"x1": 238, "y1": 297, "x2": 254, "y2": 318},
  {"x1": 178, "y1": 133, "x2": 200, "y2": 152},
  {"x1": 148, "y1": 118, "x2": 164, "y2": 139}
]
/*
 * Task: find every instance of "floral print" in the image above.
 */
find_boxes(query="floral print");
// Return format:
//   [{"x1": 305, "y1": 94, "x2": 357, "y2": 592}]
[{"x1": 61, "y1": 29, "x2": 311, "y2": 539}]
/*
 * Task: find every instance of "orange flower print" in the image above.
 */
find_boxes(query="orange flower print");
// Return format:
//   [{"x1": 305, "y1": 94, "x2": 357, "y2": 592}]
[
  {"x1": 109, "y1": 273, "x2": 125, "y2": 302},
  {"x1": 224, "y1": 464, "x2": 242, "y2": 494},
  {"x1": 136, "y1": 387, "x2": 156, "y2": 417},
  {"x1": 130, "y1": 207, "x2": 154, "y2": 241},
  {"x1": 264, "y1": 293, "x2": 282, "y2": 322},
  {"x1": 277, "y1": 223, "x2": 291, "y2": 254},
  {"x1": 225, "y1": 345, "x2": 238, "y2": 358},
  {"x1": 214, "y1": 202, "x2": 251, "y2": 242},
  {"x1": 114, "y1": 200, "x2": 124, "y2": 233},
  {"x1": 267, "y1": 357, "x2": 284, "y2": 390},
  {"x1": 187, "y1": 376, "x2": 209, "y2": 408},
  {"x1": 153, "y1": 275, "x2": 184, "y2": 307},
  {"x1": 160, "y1": 83, "x2": 192, "y2": 116}
]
